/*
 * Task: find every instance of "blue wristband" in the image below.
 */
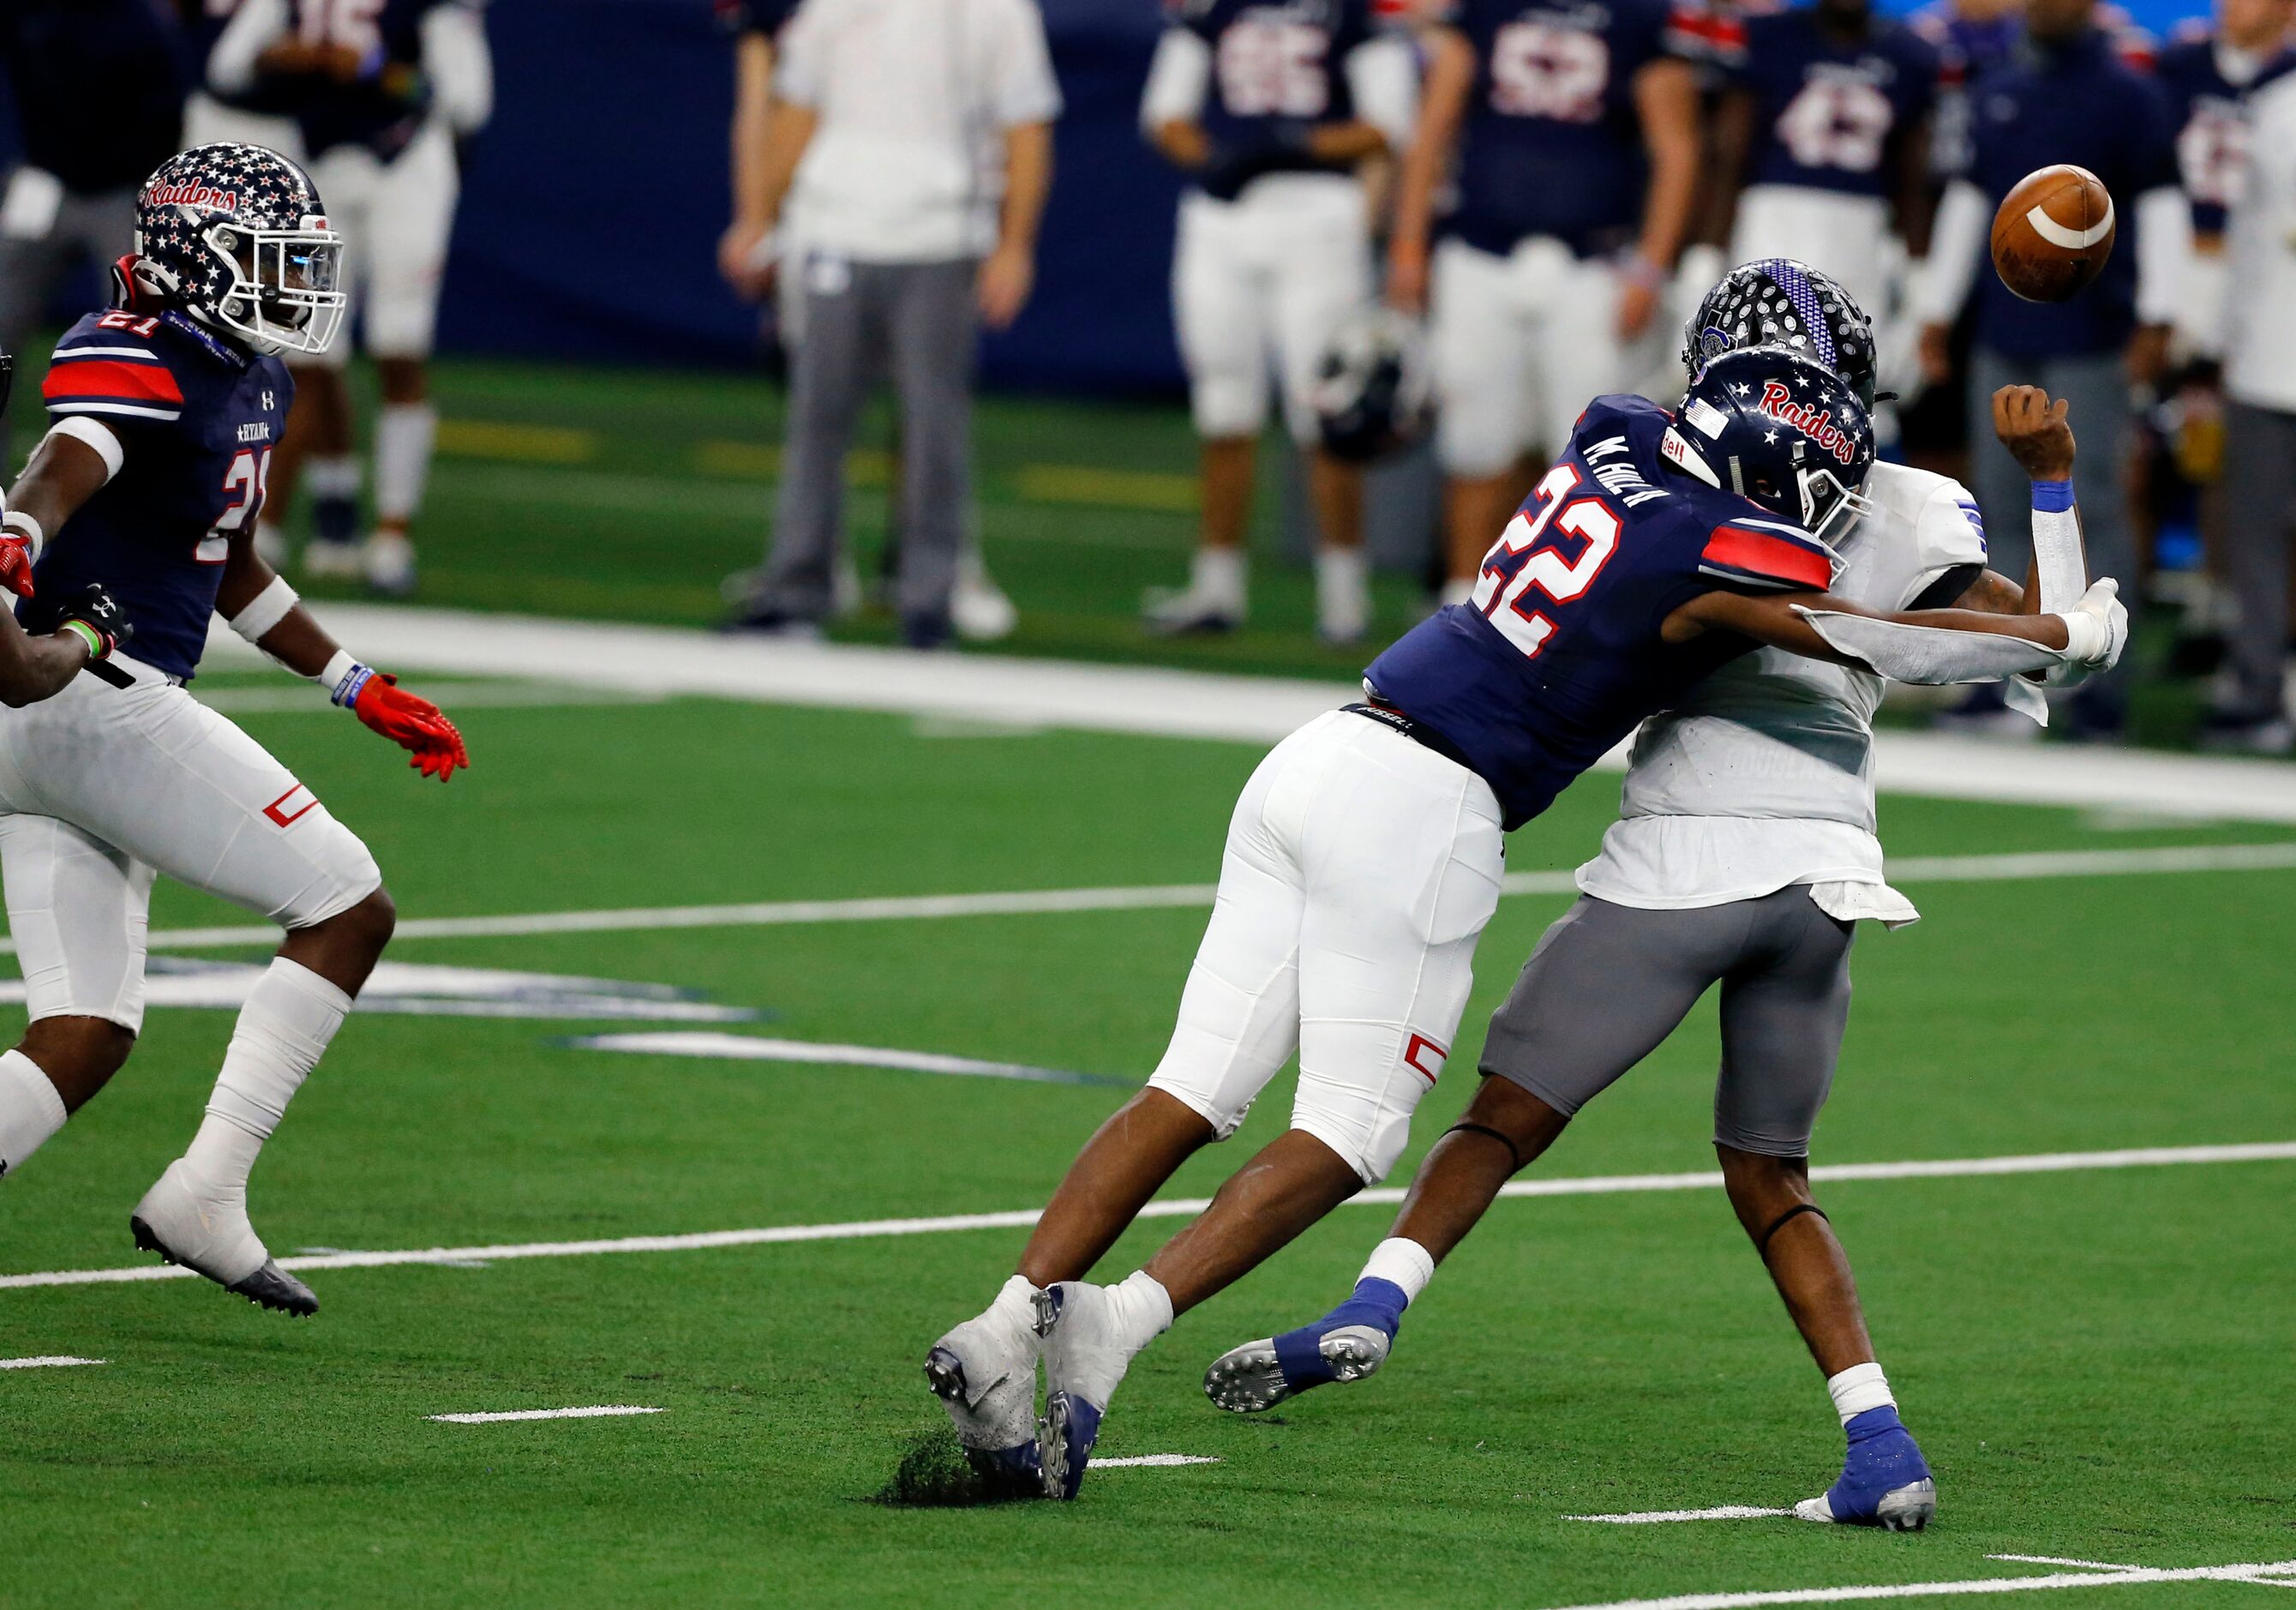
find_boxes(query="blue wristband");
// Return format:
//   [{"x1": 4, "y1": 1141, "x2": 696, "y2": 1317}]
[
  {"x1": 2031, "y1": 479, "x2": 2075, "y2": 514},
  {"x1": 333, "y1": 663, "x2": 375, "y2": 709}
]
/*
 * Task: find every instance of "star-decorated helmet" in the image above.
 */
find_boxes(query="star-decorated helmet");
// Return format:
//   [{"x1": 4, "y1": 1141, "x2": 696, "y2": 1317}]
[
  {"x1": 127, "y1": 144, "x2": 345, "y2": 357},
  {"x1": 1661, "y1": 345, "x2": 1877, "y2": 549},
  {"x1": 1682, "y1": 258, "x2": 1879, "y2": 409}
]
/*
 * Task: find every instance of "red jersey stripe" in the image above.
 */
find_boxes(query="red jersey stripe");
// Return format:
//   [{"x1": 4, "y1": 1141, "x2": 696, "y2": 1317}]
[
  {"x1": 43, "y1": 358, "x2": 183, "y2": 406},
  {"x1": 1704, "y1": 526, "x2": 1831, "y2": 592}
]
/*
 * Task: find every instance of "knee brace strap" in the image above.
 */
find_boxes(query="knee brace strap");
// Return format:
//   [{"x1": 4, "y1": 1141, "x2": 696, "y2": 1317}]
[
  {"x1": 1756, "y1": 1200, "x2": 1829, "y2": 1258},
  {"x1": 1442, "y1": 1121, "x2": 1524, "y2": 1175}
]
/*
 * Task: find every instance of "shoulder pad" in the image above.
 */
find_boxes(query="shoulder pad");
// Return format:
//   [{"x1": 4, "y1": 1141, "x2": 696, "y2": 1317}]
[
  {"x1": 41, "y1": 314, "x2": 186, "y2": 425},
  {"x1": 1700, "y1": 516, "x2": 1835, "y2": 592}
]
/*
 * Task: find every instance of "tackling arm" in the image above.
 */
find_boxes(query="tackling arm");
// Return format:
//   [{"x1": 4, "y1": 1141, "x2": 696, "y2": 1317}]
[{"x1": 1664, "y1": 582, "x2": 2124, "y2": 682}]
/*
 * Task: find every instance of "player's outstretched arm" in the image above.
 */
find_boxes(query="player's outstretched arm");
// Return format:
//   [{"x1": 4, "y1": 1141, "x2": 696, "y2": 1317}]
[
  {"x1": 214, "y1": 542, "x2": 470, "y2": 783},
  {"x1": 0, "y1": 429, "x2": 131, "y2": 705},
  {"x1": 1665, "y1": 580, "x2": 2125, "y2": 684}
]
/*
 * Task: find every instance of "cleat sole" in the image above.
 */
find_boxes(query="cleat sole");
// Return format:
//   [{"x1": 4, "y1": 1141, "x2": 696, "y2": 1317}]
[
  {"x1": 1878, "y1": 1479, "x2": 1937, "y2": 1532},
  {"x1": 922, "y1": 1345, "x2": 968, "y2": 1407}
]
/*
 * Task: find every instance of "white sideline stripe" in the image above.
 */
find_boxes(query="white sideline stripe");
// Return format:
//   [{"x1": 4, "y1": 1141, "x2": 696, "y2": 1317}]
[
  {"x1": 562, "y1": 1032, "x2": 1126, "y2": 1087},
  {"x1": 426, "y1": 1405, "x2": 662, "y2": 1424},
  {"x1": 3, "y1": 1141, "x2": 2290, "y2": 1292},
  {"x1": 15, "y1": 840, "x2": 2293, "y2": 959},
  {"x1": 1093, "y1": 1455, "x2": 1221, "y2": 1469},
  {"x1": 1986, "y1": 1558, "x2": 2141, "y2": 1572},
  {"x1": 192, "y1": 681, "x2": 663, "y2": 716},
  {"x1": 1569, "y1": 1506, "x2": 1792, "y2": 1523},
  {"x1": 0, "y1": 1355, "x2": 105, "y2": 1369},
  {"x1": 1540, "y1": 1559, "x2": 2296, "y2": 1610}
]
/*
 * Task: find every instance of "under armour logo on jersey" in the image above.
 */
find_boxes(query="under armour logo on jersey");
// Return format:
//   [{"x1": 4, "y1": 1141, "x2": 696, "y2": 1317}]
[{"x1": 261, "y1": 389, "x2": 275, "y2": 411}]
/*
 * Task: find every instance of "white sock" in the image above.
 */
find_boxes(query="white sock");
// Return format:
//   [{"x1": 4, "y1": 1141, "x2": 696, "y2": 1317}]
[
  {"x1": 182, "y1": 958, "x2": 351, "y2": 1196},
  {"x1": 0, "y1": 1048, "x2": 68, "y2": 1180},
  {"x1": 1316, "y1": 545, "x2": 1368, "y2": 634},
  {"x1": 1106, "y1": 1270, "x2": 1175, "y2": 1352},
  {"x1": 1358, "y1": 1236, "x2": 1436, "y2": 1303},
  {"x1": 990, "y1": 1272, "x2": 1040, "y2": 1327},
  {"x1": 1825, "y1": 1361, "x2": 1896, "y2": 1427},
  {"x1": 374, "y1": 403, "x2": 438, "y2": 526},
  {"x1": 1191, "y1": 546, "x2": 1246, "y2": 612}
]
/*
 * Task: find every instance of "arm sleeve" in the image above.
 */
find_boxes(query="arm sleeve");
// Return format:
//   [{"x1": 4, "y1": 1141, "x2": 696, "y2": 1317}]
[
  {"x1": 2134, "y1": 183, "x2": 2193, "y2": 328},
  {"x1": 1914, "y1": 177, "x2": 1988, "y2": 325},
  {"x1": 1345, "y1": 33, "x2": 1418, "y2": 149},
  {"x1": 992, "y1": 0, "x2": 1064, "y2": 127},
  {"x1": 1140, "y1": 28, "x2": 1213, "y2": 131},
  {"x1": 421, "y1": 3, "x2": 494, "y2": 135},
  {"x1": 207, "y1": 0, "x2": 289, "y2": 97},
  {"x1": 1790, "y1": 604, "x2": 2071, "y2": 682},
  {"x1": 2028, "y1": 478, "x2": 2087, "y2": 612}
]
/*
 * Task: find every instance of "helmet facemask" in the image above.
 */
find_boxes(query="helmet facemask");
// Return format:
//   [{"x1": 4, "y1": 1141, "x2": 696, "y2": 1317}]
[{"x1": 204, "y1": 214, "x2": 345, "y2": 357}]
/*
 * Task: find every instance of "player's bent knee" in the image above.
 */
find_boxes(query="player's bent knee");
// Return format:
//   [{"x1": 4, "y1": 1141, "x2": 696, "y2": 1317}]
[{"x1": 1191, "y1": 380, "x2": 1268, "y2": 442}]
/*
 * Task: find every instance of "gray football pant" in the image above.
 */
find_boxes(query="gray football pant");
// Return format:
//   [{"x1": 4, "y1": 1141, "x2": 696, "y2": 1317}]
[
  {"x1": 2218, "y1": 400, "x2": 2296, "y2": 718},
  {"x1": 0, "y1": 183, "x2": 138, "y2": 469},
  {"x1": 750, "y1": 255, "x2": 978, "y2": 625},
  {"x1": 1480, "y1": 887, "x2": 1856, "y2": 1158},
  {"x1": 1967, "y1": 346, "x2": 2138, "y2": 684}
]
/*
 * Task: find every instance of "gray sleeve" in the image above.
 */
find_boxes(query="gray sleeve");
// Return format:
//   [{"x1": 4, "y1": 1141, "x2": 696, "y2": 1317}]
[{"x1": 1790, "y1": 605, "x2": 2069, "y2": 683}]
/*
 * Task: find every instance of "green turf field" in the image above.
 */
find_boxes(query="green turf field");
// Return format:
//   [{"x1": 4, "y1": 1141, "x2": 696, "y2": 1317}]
[{"x1": 3, "y1": 679, "x2": 2292, "y2": 1606}]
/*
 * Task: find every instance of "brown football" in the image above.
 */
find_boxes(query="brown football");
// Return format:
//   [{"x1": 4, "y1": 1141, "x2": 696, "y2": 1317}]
[{"x1": 1991, "y1": 165, "x2": 2117, "y2": 303}]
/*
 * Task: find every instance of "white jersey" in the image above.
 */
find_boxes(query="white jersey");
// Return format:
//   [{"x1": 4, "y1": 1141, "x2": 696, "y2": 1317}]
[
  {"x1": 1577, "y1": 460, "x2": 1988, "y2": 921},
  {"x1": 2223, "y1": 71, "x2": 2296, "y2": 412}
]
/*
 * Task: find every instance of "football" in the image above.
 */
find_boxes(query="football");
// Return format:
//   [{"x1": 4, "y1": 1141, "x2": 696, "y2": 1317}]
[{"x1": 1991, "y1": 164, "x2": 2117, "y2": 303}]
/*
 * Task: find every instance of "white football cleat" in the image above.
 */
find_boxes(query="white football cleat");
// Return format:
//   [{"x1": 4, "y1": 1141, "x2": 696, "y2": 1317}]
[
  {"x1": 302, "y1": 537, "x2": 368, "y2": 580},
  {"x1": 951, "y1": 551, "x2": 1018, "y2": 642},
  {"x1": 365, "y1": 532, "x2": 418, "y2": 597},
  {"x1": 923, "y1": 1294, "x2": 1042, "y2": 1493},
  {"x1": 129, "y1": 1158, "x2": 316, "y2": 1316}
]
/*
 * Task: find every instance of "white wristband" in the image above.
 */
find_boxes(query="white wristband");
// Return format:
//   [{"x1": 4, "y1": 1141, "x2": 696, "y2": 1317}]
[
  {"x1": 227, "y1": 574, "x2": 300, "y2": 646},
  {"x1": 2, "y1": 508, "x2": 44, "y2": 562},
  {"x1": 317, "y1": 646, "x2": 360, "y2": 694}
]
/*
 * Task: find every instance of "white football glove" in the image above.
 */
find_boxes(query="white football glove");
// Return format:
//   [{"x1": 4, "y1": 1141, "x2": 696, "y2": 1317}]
[{"x1": 2050, "y1": 578, "x2": 2128, "y2": 679}]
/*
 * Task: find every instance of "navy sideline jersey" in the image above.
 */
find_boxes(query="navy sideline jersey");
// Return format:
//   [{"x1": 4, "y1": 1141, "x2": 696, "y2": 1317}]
[
  {"x1": 2155, "y1": 33, "x2": 2296, "y2": 238},
  {"x1": 31, "y1": 309, "x2": 292, "y2": 682},
  {"x1": 1962, "y1": 28, "x2": 2178, "y2": 358},
  {"x1": 178, "y1": 0, "x2": 309, "y2": 119},
  {"x1": 1729, "y1": 8, "x2": 1939, "y2": 199},
  {"x1": 285, "y1": 0, "x2": 466, "y2": 160},
  {"x1": 1172, "y1": 0, "x2": 1376, "y2": 200},
  {"x1": 0, "y1": 0, "x2": 185, "y2": 195},
  {"x1": 1365, "y1": 395, "x2": 1835, "y2": 829},
  {"x1": 1442, "y1": 0, "x2": 1682, "y2": 258}
]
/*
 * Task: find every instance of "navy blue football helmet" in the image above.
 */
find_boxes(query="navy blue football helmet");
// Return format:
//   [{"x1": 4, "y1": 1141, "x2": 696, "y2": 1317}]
[
  {"x1": 129, "y1": 144, "x2": 345, "y2": 357},
  {"x1": 1662, "y1": 345, "x2": 1877, "y2": 548},
  {"x1": 1682, "y1": 258, "x2": 1880, "y2": 409}
]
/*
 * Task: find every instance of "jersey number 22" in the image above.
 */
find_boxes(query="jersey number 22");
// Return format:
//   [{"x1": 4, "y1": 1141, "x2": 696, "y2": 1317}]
[{"x1": 1470, "y1": 463, "x2": 1620, "y2": 658}]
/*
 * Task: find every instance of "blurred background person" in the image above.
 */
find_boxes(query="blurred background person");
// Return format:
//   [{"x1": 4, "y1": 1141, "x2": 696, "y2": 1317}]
[
  {"x1": 1913, "y1": 0, "x2": 2187, "y2": 740},
  {"x1": 1135, "y1": 0, "x2": 1416, "y2": 644},
  {"x1": 2208, "y1": 31, "x2": 2296, "y2": 752},
  {"x1": 0, "y1": 0, "x2": 186, "y2": 471},
  {"x1": 721, "y1": 0, "x2": 1059, "y2": 651},
  {"x1": 209, "y1": 0, "x2": 493, "y2": 595},
  {"x1": 716, "y1": 0, "x2": 800, "y2": 303},
  {"x1": 1392, "y1": 0, "x2": 1700, "y2": 604},
  {"x1": 1699, "y1": 0, "x2": 1939, "y2": 325},
  {"x1": 179, "y1": 0, "x2": 308, "y2": 156}
]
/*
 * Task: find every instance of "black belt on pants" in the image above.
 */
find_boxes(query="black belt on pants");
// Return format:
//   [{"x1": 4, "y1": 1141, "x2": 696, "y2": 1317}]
[{"x1": 1344, "y1": 700, "x2": 1479, "y2": 779}]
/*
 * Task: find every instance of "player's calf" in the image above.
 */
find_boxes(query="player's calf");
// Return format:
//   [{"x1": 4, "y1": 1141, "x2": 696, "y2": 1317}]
[{"x1": 0, "y1": 1019, "x2": 135, "y2": 1180}]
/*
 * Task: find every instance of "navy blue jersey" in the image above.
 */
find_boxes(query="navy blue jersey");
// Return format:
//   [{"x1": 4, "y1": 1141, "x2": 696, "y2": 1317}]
[
  {"x1": 2155, "y1": 33, "x2": 2296, "y2": 238},
  {"x1": 1963, "y1": 28, "x2": 2179, "y2": 358},
  {"x1": 1364, "y1": 394, "x2": 1834, "y2": 829},
  {"x1": 716, "y1": 0, "x2": 799, "y2": 39},
  {"x1": 1729, "y1": 9, "x2": 1938, "y2": 198},
  {"x1": 285, "y1": 0, "x2": 459, "y2": 159},
  {"x1": 31, "y1": 310, "x2": 291, "y2": 682},
  {"x1": 0, "y1": 0, "x2": 185, "y2": 194},
  {"x1": 1444, "y1": 0, "x2": 1684, "y2": 257},
  {"x1": 1172, "y1": 0, "x2": 1375, "y2": 200}
]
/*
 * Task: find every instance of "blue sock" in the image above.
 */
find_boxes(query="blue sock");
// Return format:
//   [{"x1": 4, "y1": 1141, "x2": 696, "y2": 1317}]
[{"x1": 1271, "y1": 1277, "x2": 1409, "y2": 1390}]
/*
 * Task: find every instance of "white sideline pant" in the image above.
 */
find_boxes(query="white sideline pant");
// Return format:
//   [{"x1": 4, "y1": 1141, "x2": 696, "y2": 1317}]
[
  {"x1": 1173, "y1": 176, "x2": 1373, "y2": 444},
  {"x1": 305, "y1": 119, "x2": 460, "y2": 366},
  {"x1": 0, "y1": 658, "x2": 381, "y2": 1036},
  {"x1": 1147, "y1": 710, "x2": 1505, "y2": 1183},
  {"x1": 1729, "y1": 186, "x2": 1896, "y2": 328},
  {"x1": 1430, "y1": 235, "x2": 1660, "y2": 478}
]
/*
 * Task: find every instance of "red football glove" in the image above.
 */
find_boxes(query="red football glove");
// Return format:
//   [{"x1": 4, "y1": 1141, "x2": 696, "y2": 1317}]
[
  {"x1": 0, "y1": 533, "x2": 34, "y2": 600},
  {"x1": 351, "y1": 672, "x2": 469, "y2": 783}
]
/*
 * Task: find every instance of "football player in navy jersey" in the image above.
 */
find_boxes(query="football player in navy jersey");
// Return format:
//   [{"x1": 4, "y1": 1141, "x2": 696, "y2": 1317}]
[
  {"x1": 1393, "y1": 0, "x2": 1703, "y2": 606},
  {"x1": 926, "y1": 343, "x2": 2124, "y2": 1503},
  {"x1": 1700, "y1": 0, "x2": 1940, "y2": 321},
  {"x1": 1138, "y1": 0, "x2": 1418, "y2": 643},
  {"x1": 0, "y1": 146, "x2": 469, "y2": 1317},
  {"x1": 208, "y1": 0, "x2": 492, "y2": 596}
]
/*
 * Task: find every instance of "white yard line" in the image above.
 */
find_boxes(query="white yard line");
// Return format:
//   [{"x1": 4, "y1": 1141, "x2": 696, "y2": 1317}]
[
  {"x1": 3, "y1": 1141, "x2": 2288, "y2": 1293},
  {"x1": 1985, "y1": 1558, "x2": 2142, "y2": 1573},
  {"x1": 425, "y1": 1405, "x2": 662, "y2": 1425},
  {"x1": 12, "y1": 840, "x2": 2292, "y2": 959},
  {"x1": 221, "y1": 604, "x2": 2296, "y2": 822},
  {"x1": 0, "y1": 1355, "x2": 105, "y2": 1369},
  {"x1": 1568, "y1": 1506, "x2": 1793, "y2": 1523},
  {"x1": 1092, "y1": 1455, "x2": 1222, "y2": 1469},
  {"x1": 1539, "y1": 1560, "x2": 2296, "y2": 1610},
  {"x1": 193, "y1": 682, "x2": 663, "y2": 716},
  {"x1": 561, "y1": 1032, "x2": 1127, "y2": 1087}
]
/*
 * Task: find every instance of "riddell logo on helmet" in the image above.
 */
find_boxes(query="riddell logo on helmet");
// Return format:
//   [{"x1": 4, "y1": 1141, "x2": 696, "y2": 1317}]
[
  {"x1": 147, "y1": 181, "x2": 238, "y2": 213},
  {"x1": 1757, "y1": 381, "x2": 1857, "y2": 466}
]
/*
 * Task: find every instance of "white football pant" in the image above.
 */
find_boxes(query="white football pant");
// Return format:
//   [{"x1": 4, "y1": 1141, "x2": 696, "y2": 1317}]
[
  {"x1": 180, "y1": 94, "x2": 307, "y2": 163},
  {"x1": 1173, "y1": 175, "x2": 1373, "y2": 444},
  {"x1": 1729, "y1": 186, "x2": 1896, "y2": 330},
  {"x1": 1147, "y1": 710, "x2": 1505, "y2": 1184},
  {"x1": 0, "y1": 658, "x2": 381, "y2": 1036},
  {"x1": 1431, "y1": 235, "x2": 1663, "y2": 478},
  {"x1": 304, "y1": 118, "x2": 460, "y2": 367}
]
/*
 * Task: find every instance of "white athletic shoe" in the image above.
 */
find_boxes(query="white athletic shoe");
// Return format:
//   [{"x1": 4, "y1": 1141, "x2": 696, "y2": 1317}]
[
  {"x1": 302, "y1": 538, "x2": 368, "y2": 580},
  {"x1": 129, "y1": 1158, "x2": 317, "y2": 1316},
  {"x1": 1036, "y1": 1281, "x2": 1148, "y2": 1500},
  {"x1": 951, "y1": 552, "x2": 1018, "y2": 642},
  {"x1": 1142, "y1": 586, "x2": 1243, "y2": 636},
  {"x1": 922, "y1": 1295, "x2": 1042, "y2": 1493},
  {"x1": 365, "y1": 532, "x2": 418, "y2": 597}
]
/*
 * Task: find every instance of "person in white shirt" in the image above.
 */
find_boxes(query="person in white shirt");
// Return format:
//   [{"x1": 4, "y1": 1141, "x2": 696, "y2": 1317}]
[
  {"x1": 723, "y1": 0, "x2": 1061, "y2": 650},
  {"x1": 1200, "y1": 261, "x2": 2099, "y2": 1534}
]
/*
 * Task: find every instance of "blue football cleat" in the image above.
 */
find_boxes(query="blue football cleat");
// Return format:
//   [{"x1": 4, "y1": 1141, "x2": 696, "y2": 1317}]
[
  {"x1": 1795, "y1": 1406, "x2": 1937, "y2": 1529},
  {"x1": 1202, "y1": 1277, "x2": 1410, "y2": 1413}
]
